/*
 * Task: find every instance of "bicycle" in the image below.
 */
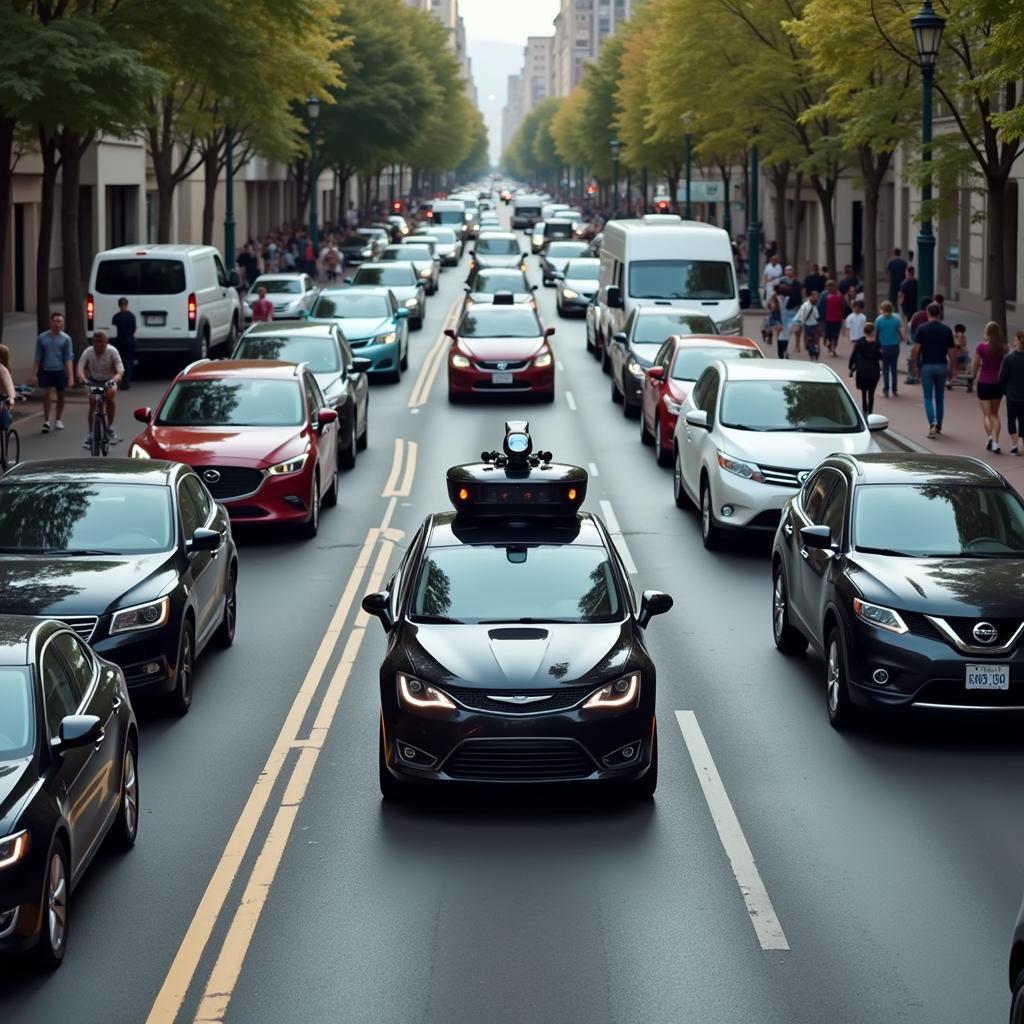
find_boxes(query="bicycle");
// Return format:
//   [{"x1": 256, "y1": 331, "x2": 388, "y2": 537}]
[
  {"x1": 86, "y1": 379, "x2": 116, "y2": 457},
  {"x1": 0, "y1": 395, "x2": 22, "y2": 472}
]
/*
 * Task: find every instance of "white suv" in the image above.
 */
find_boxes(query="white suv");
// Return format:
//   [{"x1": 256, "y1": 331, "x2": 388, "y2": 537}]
[
  {"x1": 671, "y1": 361, "x2": 888, "y2": 549},
  {"x1": 88, "y1": 244, "x2": 242, "y2": 366}
]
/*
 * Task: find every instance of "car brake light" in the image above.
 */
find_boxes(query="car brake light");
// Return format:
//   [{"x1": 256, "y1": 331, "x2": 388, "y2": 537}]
[
  {"x1": 86, "y1": 293, "x2": 94, "y2": 331},
  {"x1": 187, "y1": 292, "x2": 197, "y2": 330}
]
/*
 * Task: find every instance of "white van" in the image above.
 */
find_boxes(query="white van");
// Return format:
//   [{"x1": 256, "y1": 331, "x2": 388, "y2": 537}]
[
  {"x1": 511, "y1": 194, "x2": 545, "y2": 230},
  {"x1": 595, "y1": 218, "x2": 741, "y2": 359},
  {"x1": 88, "y1": 244, "x2": 242, "y2": 363}
]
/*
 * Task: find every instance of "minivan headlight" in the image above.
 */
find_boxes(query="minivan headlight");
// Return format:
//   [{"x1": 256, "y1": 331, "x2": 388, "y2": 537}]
[
  {"x1": 583, "y1": 673, "x2": 640, "y2": 710},
  {"x1": 111, "y1": 596, "x2": 170, "y2": 634},
  {"x1": 397, "y1": 673, "x2": 456, "y2": 710}
]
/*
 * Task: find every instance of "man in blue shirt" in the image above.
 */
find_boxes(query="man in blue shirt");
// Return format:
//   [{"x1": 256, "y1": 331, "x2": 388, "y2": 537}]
[{"x1": 31, "y1": 311, "x2": 74, "y2": 433}]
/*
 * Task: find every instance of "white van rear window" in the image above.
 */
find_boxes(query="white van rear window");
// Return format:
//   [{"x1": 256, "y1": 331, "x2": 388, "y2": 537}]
[{"x1": 95, "y1": 259, "x2": 186, "y2": 295}]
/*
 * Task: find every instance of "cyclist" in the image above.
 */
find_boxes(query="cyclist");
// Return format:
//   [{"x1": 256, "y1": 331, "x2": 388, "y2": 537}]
[
  {"x1": 0, "y1": 343, "x2": 17, "y2": 432},
  {"x1": 76, "y1": 330, "x2": 124, "y2": 447}
]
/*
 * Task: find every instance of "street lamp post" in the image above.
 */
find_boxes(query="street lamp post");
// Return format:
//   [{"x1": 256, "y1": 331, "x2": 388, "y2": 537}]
[
  {"x1": 306, "y1": 95, "x2": 321, "y2": 264},
  {"x1": 223, "y1": 123, "x2": 236, "y2": 273},
  {"x1": 610, "y1": 138, "x2": 621, "y2": 216},
  {"x1": 911, "y1": 0, "x2": 946, "y2": 303},
  {"x1": 684, "y1": 133, "x2": 693, "y2": 219},
  {"x1": 747, "y1": 141, "x2": 762, "y2": 306}
]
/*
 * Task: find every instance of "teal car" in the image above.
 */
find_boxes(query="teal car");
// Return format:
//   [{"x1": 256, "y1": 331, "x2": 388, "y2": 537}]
[{"x1": 307, "y1": 286, "x2": 410, "y2": 383}]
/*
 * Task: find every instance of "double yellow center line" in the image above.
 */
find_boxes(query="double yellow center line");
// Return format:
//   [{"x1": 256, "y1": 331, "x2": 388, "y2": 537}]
[{"x1": 407, "y1": 292, "x2": 463, "y2": 410}]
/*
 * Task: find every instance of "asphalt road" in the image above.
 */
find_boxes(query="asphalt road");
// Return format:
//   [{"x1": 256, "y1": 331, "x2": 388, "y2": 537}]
[{"x1": 1, "y1": 216, "x2": 1023, "y2": 1024}]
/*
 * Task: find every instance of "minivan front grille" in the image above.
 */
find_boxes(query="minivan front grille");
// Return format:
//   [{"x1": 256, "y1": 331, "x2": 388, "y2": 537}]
[
  {"x1": 444, "y1": 738, "x2": 595, "y2": 780},
  {"x1": 444, "y1": 685, "x2": 594, "y2": 716}
]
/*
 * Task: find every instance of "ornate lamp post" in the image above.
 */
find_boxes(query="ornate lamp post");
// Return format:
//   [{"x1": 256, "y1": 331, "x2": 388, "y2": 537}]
[
  {"x1": 306, "y1": 95, "x2": 321, "y2": 253},
  {"x1": 747, "y1": 139, "x2": 762, "y2": 305},
  {"x1": 684, "y1": 133, "x2": 693, "y2": 219},
  {"x1": 223, "y1": 123, "x2": 236, "y2": 273},
  {"x1": 610, "y1": 138, "x2": 621, "y2": 216},
  {"x1": 910, "y1": 0, "x2": 946, "y2": 302}
]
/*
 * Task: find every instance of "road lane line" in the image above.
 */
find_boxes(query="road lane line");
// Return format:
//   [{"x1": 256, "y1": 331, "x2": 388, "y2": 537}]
[
  {"x1": 408, "y1": 292, "x2": 462, "y2": 409},
  {"x1": 193, "y1": 541, "x2": 397, "y2": 1023},
  {"x1": 557, "y1": 360, "x2": 564, "y2": 372},
  {"x1": 382, "y1": 440, "x2": 417, "y2": 498},
  {"x1": 674, "y1": 711, "x2": 790, "y2": 952},
  {"x1": 599, "y1": 500, "x2": 637, "y2": 575},
  {"x1": 588, "y1": 462, "x2": 599, "y2": 477},
  {"x1": 382, "y1": 438, "x2": 405, "y2": 497},
  {"x1": 565, "y1": 390, "x2": 577, "y2": 411},
  {"x1": 398, "y1": 442, "x2": 417, "y2": 496}
]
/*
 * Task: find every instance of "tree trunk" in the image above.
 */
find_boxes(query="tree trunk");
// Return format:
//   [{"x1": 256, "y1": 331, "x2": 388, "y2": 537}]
[
  {"x1": 858, "y1": 145, "x2": 893, "y2": 315},
  {"x1": 766, "y1": 162, "x2": 790, "y2": 263},
  {"x1": 0, "y1": 118, "x2": 14, "y2": 331},
  {"x1": 789, "y1": 171, "x2": 805, "y2": 271},
  {"x1": 35, "y1": 132, "x2": 60, "y2": 332},
  {"x1": 811, "y1": 174, "x2": 839, "y2": 276},
  {"x1": 201, "y1": 141, "x2": 218, "y2": 246},
  {"x1": 663, "y1": 162, "x2": 680, "y2": 216},
  {"x1": 986, "y1": 172, "x2": 1009, "y2": 337},
  {"x1": 58, "y1": 131, "x2": 87, "y2": 357}
]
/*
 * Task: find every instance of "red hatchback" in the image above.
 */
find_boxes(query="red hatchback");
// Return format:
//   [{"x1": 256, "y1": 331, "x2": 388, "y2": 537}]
[
  {"x1": 130, "y1": 359, "x2": 339, "y2": 536},
  {"x1": 445, "y1": 299, "x2": 555, "y2": 403},
  {"x1": 641, "y1": 335, "x2": 762, "y2": 465}
]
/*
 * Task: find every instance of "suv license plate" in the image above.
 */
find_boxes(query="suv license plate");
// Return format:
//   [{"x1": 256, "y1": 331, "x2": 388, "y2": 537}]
[
  {"x1": 491, "y1": 372, "x2": 513, "y2": 385},
  {"x1": 966, "y1": 664, "x2": 1009, "y2": 690}
]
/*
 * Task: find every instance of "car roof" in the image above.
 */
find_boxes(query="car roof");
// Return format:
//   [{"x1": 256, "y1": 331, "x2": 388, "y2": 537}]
[
  {"x1": 843, "y1": 452, "x2": 1004, "y2": 485},
  {"x1": 180, "y1": 359, "x2": 304, "y2": 380},
  {"x1": 251, "y1": 273, "x2": 307, "y2": 281},
  {"x1": 97, "y1": 244, "x2": 220, "y2": 259},
  {"x1": 668, "y1": 334, "x2": 759, "y2": 349},
  {"x1": 241, "y1": 322, "x2": 338, "y2": 339},
  {"x1": 719, "y1": 360, "x2": 841, "y2": 382},
  {"x1": 3, "y1": 457, "x2": 180, "y2": 485},
  {"x1": 355, "y1": 262, "x2": 411, "y2": 272},
  {"x1": 478, "y1": 230, "x2": 517, "y2": 239},
  {"x1": 425, "y1": 511, "x2": 608, "y2": 548},
  {"x1": 475, "y1": 267, "x2": 526, "y2": 277}
]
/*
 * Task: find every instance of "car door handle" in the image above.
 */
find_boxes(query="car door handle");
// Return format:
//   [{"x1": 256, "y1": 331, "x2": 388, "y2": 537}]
[
  {"x1": 800, "y1": 547, "x2": 809, "y2": 559},
  {"x1": 783, "y1": 522, "x2": 794, "y2": 538},
  {"x1": 94, "y1": 729, "x2": 106, "y2": 751},
  {"x1": 112, "y1": 694, "x2": 122, "y2": 710}
]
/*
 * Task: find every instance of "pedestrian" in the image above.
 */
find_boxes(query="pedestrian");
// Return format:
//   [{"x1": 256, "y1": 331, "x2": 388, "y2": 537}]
[
  {"x1": 322, "y1": 241, "x2": 341, "y2": 283},
  {"x1": 970, "y1": 320, "x2": 1008, "y2": 453},
  {"x1": 237, "y1": 243, "x2": 259, "y2": 290},
  {"x1": 0, "y1": 344, "x2": 17, "y2": 435},
  {"x1": 886, "y1": 247, "x2": 908, "y2": 304},
  {"x1": 908, "y1": 297, "x2": 931, "y2": 343},
  {"x1": 949, "y1": 322, "x2": 972, "y2": 389},
  {"x1": 803, "y1": 262, "x2": 826, "y2": 297},
  {"x1": 999, "y1": 331, "x2": 1024, "y2": 454},
  {"x1": 345, "y1": 203, "x2": 358, "y2": 231},
  {"x1": 792, "y1": 290, "x2": 820, "y2": 359},
  {"x1": 76, "y1": 329, "x2": 124, "y2": 446},
  {"x1": 818, "y1": 279, "x2": 848, "y2": 357},
  {"x1": 251, "y1": 285, "x2": 274, "y2": 323},
  {"x1": 837, "y1": 264, "x2": 860, "y2": 295},
  {"x1": 875, "y1": 300, "x2": 904, "y2": 397},
  {"x1": 848, "y1": 322, "x2": 883, "y2": 415},
  {"x1": 843, "y1": 299, "x2": 867, "y2": 350},
  {"x1": 898, "y1": 266, "x2": 919, "y2": 322},
  {"x1": 761, "y1": 293, "x2": 782, "y2": 348},
  {"x1": 110, "y1": 297, "x2": 137, "y2": 390},
  {"x1": 911, "y1": 301, "x2": 956, "y2": 439},
  {"x1": 776, "y1": 264, "x2": 802, "y2": 348},
  {"x1": 31, "y1": 311, "x2": 74, "y2": 433},
  {"x1": 761, "y1": 253, "x2": 783, "y2": 307}
]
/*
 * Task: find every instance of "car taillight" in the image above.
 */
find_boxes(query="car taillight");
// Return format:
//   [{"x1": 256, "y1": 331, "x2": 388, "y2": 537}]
[
  {"x1": 86, "y1": 293, "x2": 94, "y2": 331},
  {"x1": 187, "y1": 293, "x2": 197, "y2": 330}
]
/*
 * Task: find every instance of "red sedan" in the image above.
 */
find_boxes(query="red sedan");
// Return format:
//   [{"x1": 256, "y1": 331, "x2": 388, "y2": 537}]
[
  {"x1": 641, "y1": 335, "x2": 763, "y2": 465},
  {"x1": 445, "y1": 299, "x2": 555, "y2": 403},
  {"x1": 130, "y1": 360, "x2": 339, "y2": 537}
]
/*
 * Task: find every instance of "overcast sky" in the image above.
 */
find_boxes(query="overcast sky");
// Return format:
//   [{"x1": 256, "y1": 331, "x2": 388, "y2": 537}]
[{"x1": 460, "y1": 0, "x2": 558, "y2": 44}]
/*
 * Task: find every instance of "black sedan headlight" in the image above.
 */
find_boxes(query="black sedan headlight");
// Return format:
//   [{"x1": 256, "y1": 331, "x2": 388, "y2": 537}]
[
  {"x1": 110, "y1": 595, "x2": 171, "y2": 634},
  {"x1": 0, "y1": 829, "x2": 29, "y2": 869}
]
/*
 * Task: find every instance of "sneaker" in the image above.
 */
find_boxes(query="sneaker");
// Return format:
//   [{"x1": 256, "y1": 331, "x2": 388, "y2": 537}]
[
  {"x1": 935, "y1": 425, "x2": 942, "y2": 435},
  {"x1": 883, "y1": 390, "x2": 889, "y2": 398},
  {"x1": 109, "y1": 430, "x2": 121, "y2": 443},
  {"x1": 82, "y1": 436, "x2": 92, "y2": 448},
  {"x1": 1011, "y1": 446, "x2": 1020, "y2": 456},
  {"x1": 987, "y1": 437, "x2": 994, "y2": 451},
  {"x1": 993, "y1": 444, "x2": 1002, "y2": 454},
  {"x1": 893, "y1": 389, "x2": 898, "y2": 396},
  {"x1": 54, "y1": 419, "x2": 64, "y2": 430},
  {"x1": 928, "y1": 425, "x2": 938, "y2": 439},
  {"x1": 42, "y1": 421, "x2": 52, "y2": 433}
]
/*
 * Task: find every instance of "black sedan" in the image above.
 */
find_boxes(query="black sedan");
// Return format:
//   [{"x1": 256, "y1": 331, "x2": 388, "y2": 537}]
[
  {"x1": 362, "y1": 425, "x2": 673, "y2": 799},
  {"x1": 0, "y1": 460, "x2": 238, "y2": 715},
  {"x1": 0, "y1": 616, "x2": 138, "y2": 967},
  {"x1": 232, "y1": 322, "x2": 371, "y2": 469},
  {"x1": 771, "y1": 453, "x2": 1024, "y2": 729}
]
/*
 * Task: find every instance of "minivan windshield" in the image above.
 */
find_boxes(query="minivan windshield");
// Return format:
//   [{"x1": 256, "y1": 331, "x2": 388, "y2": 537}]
[
  {"x1": 0, "y1": 668, "x2": 33, "y2": 760},
  {"x1": 410, "y1": 545, "x2": 622, "y2": 623},
  {"x1": 157, "y1": 379, "x2": 303, "y2": 427},
  {"x1": 719, "y1": 380, "x2": 862, "y2": 433},
  {"x1": 95, "y1": 259, "x2": 186, "y2": 295},
  {"x1": 629, "y1": 259, "x2": 735, "y2": 300}
]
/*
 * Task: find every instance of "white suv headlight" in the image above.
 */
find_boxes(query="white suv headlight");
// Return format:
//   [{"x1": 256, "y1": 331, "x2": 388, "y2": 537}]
[{"x1": 717, "y1": 451, "x2": 766, "y2": 483}]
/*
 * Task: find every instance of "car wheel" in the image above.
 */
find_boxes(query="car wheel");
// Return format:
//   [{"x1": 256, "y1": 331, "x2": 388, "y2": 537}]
[
  {"x1": 1010, "y1": 969, "x2": 1024, "y2": 1024},
  {"x1": 323, "y1": 461, "x2": 339, "y2": 508},
  {"x1": 585, "y1": 322, "x2": 595, "y2": 353},
  {"x1": 109, "y1": 740, "x2": 140, "y2": 850},
  {"x1": 34, "y1": 839, "x2": 69, "y2": 970},
  {"x1": 191, "y1": 327, "x2": 210, "y2": 362},
  {"x1": 357, "y1": 411, "x2": 368, "y2": 451},
  {"x1": 826, "y1": 626, "x2": 860, "y2": 731},
  {"x1": 379, "y1": 721, "x2": 405, "y2": 802},
  {"x1": 673, "y1": 451, "x2": 693, "y2": 509},
  {"x1": 655, "y1": 414, "x2": 672, "y2": 466},
  {"x1": 339, "y1": 413, "x2": 358, "y2": 470},
  {"x1": 622, "y1": 731, "x2": 657, "y2": 800},
  {"x1": 301, "y1": 474, "x2": 320, "y2": 538},
  {"x1": 640, "y1": 411, "x2": 654, "y2": 445},
  {"x1": 167, "y1": 619, "x2": 195, "y2": 716},
  {"x1": 223, "y1": 316, "x2": 239, "y2": 356},
  {"x1": 772, "y1": 564, "x2": 808, "y2": 654},
  {"x1": 611, "y1": 373, "x2": 622, "y2": 404},
  {"x1": 600, "y1": 341, "x2": 611, "y2": 374},
  {"x1": 411, "y1": 317, "x2": 422, "y2": 332},
  {"x1": 622, "y1": 381, "x2": 639, "y2": 419},
  {"x1": 213, "y1": 566, "x2": 237, "y2": 649},
  {"x1": 700, "y1": 477, "x2": 722, "y2": 550}
]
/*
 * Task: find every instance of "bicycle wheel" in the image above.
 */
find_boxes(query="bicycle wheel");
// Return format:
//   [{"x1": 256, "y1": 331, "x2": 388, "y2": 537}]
[
  {"x1": 5, "y1": 429, "x2": 19, "y2": 468},
  {"x1": 91, "y1": 414, "x2": 102, "y2": 456},
  {"x1": 101, "y1": 419, "x2": 110, "y2": 456}
]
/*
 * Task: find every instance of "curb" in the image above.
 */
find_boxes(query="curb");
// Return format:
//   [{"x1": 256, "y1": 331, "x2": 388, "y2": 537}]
[{"x1": 878, "y1": 428, "x2": 931, "y2": 455}]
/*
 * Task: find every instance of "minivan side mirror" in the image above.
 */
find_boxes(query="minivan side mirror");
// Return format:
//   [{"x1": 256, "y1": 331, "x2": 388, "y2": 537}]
[
  {"x1": 866, "y1": 413, "x2": 889, "y2": 432},
  {"x1": 684, "y1": 409, "x2": 708, "y2": 429},
  {"x1": 361, "y1": 591, "x2": 394, "y2": 631},
  {"x1": 637, "y1": 590, "x2": 673, "y2": 629},
  {"x1": 606, "y1": 285, "x2": 623, "y2": 309},
  {"x1": 134, "y1": 406, "x2": 152, "y2": 424},
  {"x1": 228, "y1": 270, "x2": 240, "y2": 288}
]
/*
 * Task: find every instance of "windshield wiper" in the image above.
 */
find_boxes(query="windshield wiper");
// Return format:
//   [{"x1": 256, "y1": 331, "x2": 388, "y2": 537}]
[
  {"x1": 412, "y1": 615, "x2": 465, "y2": 624},
  {"x1": 856, "y1": 546, "x2": 912, "y2": 557},
  {"x1": 43, "y1": 548, "x2": 120, "y2": 556},
  {"x1": 478, "y1": 617, "x2": 573, "y2": 624}
]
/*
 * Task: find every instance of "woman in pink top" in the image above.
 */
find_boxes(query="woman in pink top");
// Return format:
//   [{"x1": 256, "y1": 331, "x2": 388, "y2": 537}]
[
  {"x1": 250, "y1": 286, "x2": 274, "y2": 324},
  {"x1": 970, "y1": 321, "x2": 1008, "y2": 453}
]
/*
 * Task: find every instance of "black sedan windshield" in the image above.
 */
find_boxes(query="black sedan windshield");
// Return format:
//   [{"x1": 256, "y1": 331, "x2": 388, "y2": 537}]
[
  {"x1": 459, "y1": 309, "x2": 540, "y2": 338},
  {"x1": 353, "y1": 266, "x2": 415, "y2": 287},
  {"x1": 0, "y1": 667, "x2": 33, "y2": 759},
  {"x1": 251, "y1": 279, "x2": 301, "y2": 295},
  {"x1": 411, "y1": 545, "x2": 622, "y2": 623},
  {"x1": 157, "y1": 379, "x2": 303, "y2": 427},
  {"x1": 720, "y1": 381, "x2": 862, "y2": 433},
  {"x1": 854, "y1": 484, "x2": 1024, "y2": 556},
  {"x1": 634, "y1": 313, "x2": 716, "y2": 343},
  {"x1": 0, "y1": 482, "x2": 174, "y2": 553},
  {"x1": 233, "y1": 335, "x2": 340, "y2": 373}
]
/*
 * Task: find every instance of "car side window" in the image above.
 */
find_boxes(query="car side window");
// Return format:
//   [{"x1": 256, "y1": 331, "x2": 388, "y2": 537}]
[
  {"x1": 691, "y1": 368, "x2": 711, "y2": 409},
  {"x1": 41, "y1": 643, "x2": 81, "y2": 738},
  {"x1": 303, "y1": 374, "x2": 322, "y2": 419},
  {"x1": 178, "y1": 480, "x2": 202, "y2": 538},
  {"x1": 336, "y1": 329, "x2": 353, "y2": 372},
  {"x1": 818, "y1": 476, "x2": 848, "y2": 543},
  {"x1": 698, "y1": 369, "x2": 720, "y2": 419},
  {"x1": 51, "y1": 632, "x2": 95, "y2": 698},
  {"x1": 801, "y1": 471, "x2": 835, "y2": 524},
  {"x1": 213, "y1": 255, "x2": 230, "y2": 288},
  {"x1": 182, "y1": 475, "x2": 212, "y2": 524}
]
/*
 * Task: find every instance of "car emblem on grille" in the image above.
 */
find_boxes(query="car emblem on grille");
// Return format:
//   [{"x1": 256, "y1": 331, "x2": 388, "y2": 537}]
[
  {"x1": 972, "y1": 621, "x2": 998, "y2": 644},
  {"x1": 496, "y1": 361, "x2": 508, "y2": 371},
  {"x1": 488, "y1": 694, "x2": 551, "y2": 704},
  {"x1": 797, "y1": 471, "x2": 810, "y2": 484},
  {"x1": 202, "y1": 469, "x2": 222, "y2": 484}
]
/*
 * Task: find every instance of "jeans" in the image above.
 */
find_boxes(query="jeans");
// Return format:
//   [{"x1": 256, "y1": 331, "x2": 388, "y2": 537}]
[
  {"x1": 921, "y1": 363, "x2": 947, "y2": 427},
  {"x1": 881, "y1": 346, "x2": 900, "y2": 393}
]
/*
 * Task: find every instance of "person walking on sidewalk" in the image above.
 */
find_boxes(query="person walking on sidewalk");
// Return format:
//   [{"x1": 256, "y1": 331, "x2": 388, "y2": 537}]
[
  {"x1": 761, "y1": 254, "x2": 783, "y2": 307},
  {"x1": 971, "y1": 320, "x2": 1008, "y2": 453},
  {"x1": 886, "y1": 247, "x2": 908, "y2": 304},
  {"x1": 792, "y1": 290, "x2": 820, "y2": 360},
  {"x1": 875, "y1": 301, "x2": 905, "y2": 397},
  {"x1": 849, "y1": 322, "x2": 882, "y2": 415},
  {"x1": 111, "y1": 297, "x2": 137, "y2": 390},
  {"x1": 0, "y1": 345, "x2": 18, "y2": 434},
  {"x1": 776, "y1": 265, "x2": 801, "y2": 348},
  {"x1": 818, "y1": 280, "x2": 849, "y2": 358},
  {"x1": 843, "y1": 299, "x2": 867, "y2": 350},
  {"x1": 998, "y1": 332, "x2": 1024, "y2": 455},
  {"x1": 911, "y1": 302, "x2": 956, "y2": 440},
  {"x1": 898, "y1": 266, "x2": 919, "y2": 323},
  {"x1": 31, "y1": 311, "x2": 74, "y2": 433}
]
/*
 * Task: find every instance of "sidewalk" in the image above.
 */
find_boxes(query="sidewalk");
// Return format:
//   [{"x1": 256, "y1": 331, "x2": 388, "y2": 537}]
[
  {"x1": 741, "y1": 307, "x2": 1024, "y2": 493},
  {"x1": 1, "y1": 312, "x2": 88, "y2": 422}
]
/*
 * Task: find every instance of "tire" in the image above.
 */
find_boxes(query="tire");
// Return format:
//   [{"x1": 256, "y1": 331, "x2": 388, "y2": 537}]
[
  {"x1": 167, "y1": 619, "x2": 195, "y2": 716},
  {"x1": 622, "y1": 732, "x2": 658, "y2": 800},
  {"x1": 539, "y1": 389, "x2": 555, "y2": 404},
  {"x1": 4, "y1": 428, "x2": 19, "y2": 468},
  {"x1": 378, "y1": 721, "x2": 405, "y2": 801},
  {"x1": 1010, "y1": 969, "x2": 1024, "y2": 1024},
  {"x1": 33, "y1": 838, "x2": 69, "y2": 970},
  {"x1": 339, "y1": 412, "x2": 358, "y2": 470},
  {"x1": 611, "y1": 373, "x2": 623, "y2": 404},
  {"x1": 191, "y1": 327, "x2": 210, "y2": 362},
  {"x1": 585, "y1": 323, "x2": 595, "y2": 353},
  {"x1": 655, "y1": 414, "x2": 672, "y2": 467},
  {"x1": 557, "y1": 301, "x2": 565, "y2": 319},
  {"x1": 222, "y1": 316, "x2": 239, "y2": 356},
  {"x1": 673, "y1": 451, "x2": 694, "y2": 509},
  {"x1": 772, "y1": 564, "x2": 808, "y2": 654},
  {"x1": 323, "y1": 461, "x2": 339, "y2": 508},
  {"x1": 640, "y1": 412, "x2": 654, "y2": 446},
  {"x1": 357, "y1": 412, "x2": 368, "y2": 451},
  {"x1": 212, "y1": 565, "x2": 237, "y2": 649},
  {"x1": 90, "y1": 413, "x2": 102, "y2": 457},
  {"x1": 411, "y1": 317, "x2": 422, "y2": 332},
  {"x1": 700, "y1": 477, "x2": 722, "y2": 550},
  {"x1": 826, "y1": 626, "x2": 860, "y2": 731},
  {"x1": 400, "y1": 344, "x2": 409, "y2": 371},
  {"x1": 109, "y1": 740, "x2": 140, "y2": 851},
  {"x1": 600, "y1": 341, "x2": 611, "y2": 374},
  {"x1": 301, "y1": 474, "x2": 321, "y2": 538}
]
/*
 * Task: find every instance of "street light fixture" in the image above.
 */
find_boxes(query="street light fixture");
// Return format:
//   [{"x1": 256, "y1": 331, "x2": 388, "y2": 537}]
[
  {"x1": 610, "y1": 138, "x2": 621, "y2": 216},
  {"x1": 306, "y1": 95, "x2": 321, "y2": 270},
  {"x1": 910, "y1": 0, "x2": 946, "y2": 303}
]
